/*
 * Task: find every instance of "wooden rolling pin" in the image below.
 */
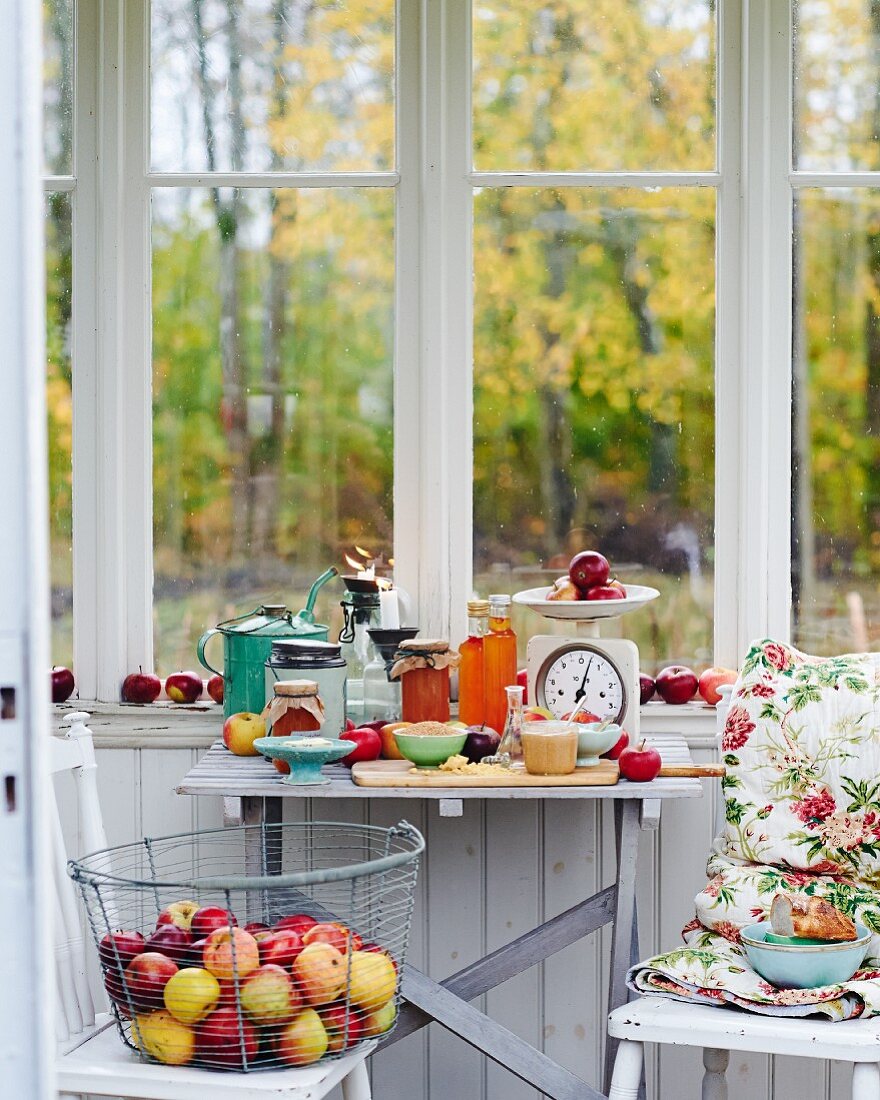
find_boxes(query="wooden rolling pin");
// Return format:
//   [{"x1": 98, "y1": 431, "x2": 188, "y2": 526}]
[{"x1": 658, "y1": 764, "x2": 726, "y2": 778}]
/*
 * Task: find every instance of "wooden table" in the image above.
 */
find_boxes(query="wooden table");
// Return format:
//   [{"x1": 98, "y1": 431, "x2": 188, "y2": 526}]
[{"x1": 178, "y1": 736, "x2": 702, "y2": 1100}]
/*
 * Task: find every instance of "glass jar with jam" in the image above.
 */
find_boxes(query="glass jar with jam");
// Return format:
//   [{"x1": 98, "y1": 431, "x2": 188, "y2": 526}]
[
  {"x1": 390, "y1": 639, "x2": 460, "y2": 723},
  {"x1": 261, "y1": 679, "x2": 325, "y2": 774}
]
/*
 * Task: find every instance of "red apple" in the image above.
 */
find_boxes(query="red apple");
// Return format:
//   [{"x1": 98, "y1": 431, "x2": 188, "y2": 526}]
[
  {"x1": 561, "y1": 708, "x2": 601, "y2": 724},
  {"x1": 602, "y1": 730, "x2": 630, "y2": 760},
  {"x1": 123, "y1": 951, "x2": 179, "y2": 1010},
  {"x1": 121, "y1": 668, "x2": 162, "y2": 704},
  {"x1": 344, "y1": 718, "x2": 356, "y2": 732},
  {"x1": 698, "y1": 666, "x2": 738, "y2": 706},
  {"x1": 104, "y1": 969, "x2": 134, "y2": 1018},
  {"x1": 584, "y1": 585, "x2": 626, "y2": 601},
  {"x1": 51, "y1": 666, "x2": 75, "y2": 703},
  {"x1": 302, "y1": 921, "x2": 362, "y2": 954},
  {"x1": 195, "y1": 1006, "x2": 258, "y2": 1069},
  {"x1": 164, "y1": 671, "x2": 203, "y2": 704},
  {"x1": 145, "y1": 924, "x2": 193, "y2": 964},
  {"x1": 258, "y1": 928, "x2": 305, "y2": 968},
  {"x1": 207, "y1": 674, "x2": 224, "y2": 704},
  {"x1": 340, "y1": 727, "x2": 381, "y2": 766},
  {"x1": 187, "y1": 937, "x2": 209, "y2": 968},
  {"x1": 608, "y1": 579, "x2": 627, "y2": 595},
  {"x1": 639, "y1": 674, "x2": 656, "y2": 705},
  {"x1": 276, "y1": 913, "x2": 318, "y2": 937},
  {"x1": 568, "y1": 551, "x2": 610, "y2": 592},
  {"x1": 516, "y1": 667, "x2": 529, "y2": 704},
  {"x1": 320, "y1": 1001, "x2": 366, "y2": 1052},
  {"x1": 191, "y1": 905, "x2": 238, "y2": 941},
  {"x1": 99, "y1": 929, "x2": 146, "y2": 970},
  {"x1": 157, "y1": 899, "x2": 199, "y2": 931},
  {"x1": 360, "y1": 942, "x2": 399, "y2": 976},
  {"x1": 244, "y1": 921, "x2": 271, "y2": 934},
  {"x1": 618, "y1": 739, "x2": 662, "y2": 782},
  {"x1": 462, "y1": 725, "x2": 500, "y2": 763},
  {"x1": 655, "y1": 665, "x2": 698, "y2": 705}
]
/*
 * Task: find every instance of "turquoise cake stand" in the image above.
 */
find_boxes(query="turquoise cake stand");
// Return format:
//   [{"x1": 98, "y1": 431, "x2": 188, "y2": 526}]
[{"x1": 253, "y1": 735, "x2": 355, "y2": 786}]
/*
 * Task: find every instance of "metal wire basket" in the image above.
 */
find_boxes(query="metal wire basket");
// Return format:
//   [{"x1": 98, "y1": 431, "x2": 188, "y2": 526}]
[{"x1": 69, "y1": 820, "x2": 424, "y2": 1072}]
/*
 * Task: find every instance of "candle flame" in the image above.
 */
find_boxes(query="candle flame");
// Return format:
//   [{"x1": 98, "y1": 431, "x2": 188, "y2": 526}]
[
  {"x1": 344, "y1": 553, "x2": 364, "y2": 572},
  {"x1": 377, "y1": 577, "x2": 392, "y2": 591},
  {"x1": 354, "y1": 545, "x2": 372, "y2": 559}
]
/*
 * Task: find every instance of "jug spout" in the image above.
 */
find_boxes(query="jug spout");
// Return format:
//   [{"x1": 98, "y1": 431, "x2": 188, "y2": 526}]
[{"x1": 297, "y1": 567, "x2": 339, "y2": 624}]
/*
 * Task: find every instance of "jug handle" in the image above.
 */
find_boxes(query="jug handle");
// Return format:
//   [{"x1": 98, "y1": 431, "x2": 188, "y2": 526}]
[{"x1": 197, "y1": 629, "x2": 223, "y2": 676}]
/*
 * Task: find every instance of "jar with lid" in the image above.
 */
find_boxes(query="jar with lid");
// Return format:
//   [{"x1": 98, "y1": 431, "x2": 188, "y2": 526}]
[
  {"x1": 390, "y1": 639, "x2": 460, "y2": 723},
  {"x1": 266, "y1": 639, "x2": 346, "y2": 738},
  {"x1": 261, "y1": 680, "x2": 325, "y2": 774}
]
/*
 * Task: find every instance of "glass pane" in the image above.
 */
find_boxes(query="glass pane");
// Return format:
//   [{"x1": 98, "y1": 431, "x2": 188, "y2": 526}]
[
  {"x1": 794, "y1": 0, "x2": 880, "y2": 171},
  {"x1": 152, "y1": 186, "x2": 394, "y2": 672},
  {"x1": 792, "y1": 189, "x2": 880, "y2": 653},
  {"x1": 151, "y1": 0, "x2": 394, "y2": 173},
  {"x1": 473, "y1": 0, "x2": 716, "y2": 172},
  {"x1": 43, "y1": 0, "x2": 73, "y2": 175},
  {"x1": 46, "y1": 193, "x2": 73, "y2": 667},
  {"x1": 473, "y1": 188, "x2": 715, "y2": 670}
]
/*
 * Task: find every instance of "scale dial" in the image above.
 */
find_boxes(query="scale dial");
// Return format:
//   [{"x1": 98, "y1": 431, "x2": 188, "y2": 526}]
[{"x1": 536, "y1": 643, "x2": 627, "y2": 723}]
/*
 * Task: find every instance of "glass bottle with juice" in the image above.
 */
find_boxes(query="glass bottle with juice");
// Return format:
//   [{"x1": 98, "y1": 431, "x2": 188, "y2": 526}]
[
  {"x1": 458, "y1": 599, "x2": 489, "y2": 726},
  {"x1": 483, "y1": 594, "x2": 517, "y2": 734}
]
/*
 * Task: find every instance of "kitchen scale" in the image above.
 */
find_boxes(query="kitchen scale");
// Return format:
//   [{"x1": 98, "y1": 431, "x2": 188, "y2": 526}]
[{"x1": 513, "y1": 584, "x2": 660, "y2": 739}]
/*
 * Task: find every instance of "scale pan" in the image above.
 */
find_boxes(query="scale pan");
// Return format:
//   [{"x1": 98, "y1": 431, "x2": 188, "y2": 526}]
[{"x1": 512, "y1": 584, "x2": 660, "y2": 621}]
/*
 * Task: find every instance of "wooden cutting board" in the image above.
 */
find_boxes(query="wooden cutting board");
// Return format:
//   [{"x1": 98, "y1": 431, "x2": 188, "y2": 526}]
[{"x1": 351, "y1": 758, "x2": 620, "y2": 788}]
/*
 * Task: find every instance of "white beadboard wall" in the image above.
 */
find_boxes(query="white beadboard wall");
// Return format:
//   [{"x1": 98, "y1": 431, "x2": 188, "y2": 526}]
[{"x1": 55, "y1": 735, "x2": 857, "y2": 1100}]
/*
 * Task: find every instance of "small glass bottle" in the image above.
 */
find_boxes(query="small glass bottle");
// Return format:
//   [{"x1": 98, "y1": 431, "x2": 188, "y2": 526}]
[
  {"x1": 483, "y1": 594, "x2": 518, "y2": 734},
  {"x1": 497, "y1": 684, "x2": 524, "y2": 762},
  {"x1": 458, "y1": 599, "x2": 489, "y2": 727}
]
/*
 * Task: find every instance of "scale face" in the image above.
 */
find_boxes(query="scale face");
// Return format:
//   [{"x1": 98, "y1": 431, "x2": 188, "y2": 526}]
[{"x1": 527, "y1": 635, "x2": 640, "y2": 737}]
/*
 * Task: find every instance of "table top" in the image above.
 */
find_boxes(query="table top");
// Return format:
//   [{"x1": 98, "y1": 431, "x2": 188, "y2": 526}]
[{"x1": 177, "y1": 736, "x2": 703, "y2": 801}]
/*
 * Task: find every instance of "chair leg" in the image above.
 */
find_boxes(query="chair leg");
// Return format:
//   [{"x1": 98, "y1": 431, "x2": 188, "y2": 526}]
[
  {"x1": 852, "y1": 1062, "x2": 880, "y2": 1100},
  {"x1": 702, "y1": 1048, "x2": 729, "y2": 1100},
  {"x1": 608, "y1": 1039, "x2": 644, "y2": 1100},
  {"x1": 341, "y1": 1059, "x2": 372, "y2": 1100}
]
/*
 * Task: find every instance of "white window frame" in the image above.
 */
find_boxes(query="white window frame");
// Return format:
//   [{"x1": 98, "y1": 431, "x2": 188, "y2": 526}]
[{"x1": 62, "y1": 0, "x2": 803, "y2": 700}]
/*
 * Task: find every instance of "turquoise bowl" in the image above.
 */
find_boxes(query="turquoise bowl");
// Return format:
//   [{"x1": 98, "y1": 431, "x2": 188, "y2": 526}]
[
  {"x1": 741, "y1": 922, "x2": 871, "y2": 989},
  {"x1": 574, "y1": 721, "x2": 622, "y2": 767},
  {"x1": 394, "y1": 731, "x2": 467, "y2": 768},
  {"x1": 253, "y1": 735, "x2": 355, "y2": 786}
]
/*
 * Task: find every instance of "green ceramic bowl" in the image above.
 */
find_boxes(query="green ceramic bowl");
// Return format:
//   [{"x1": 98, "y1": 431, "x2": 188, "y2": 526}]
[
  {"x1": 394, "y1": 730, "x2": 467, "y2": 768},
  {"x1": 741, "y1": 922, "x2": 871, "y2": 989},
  {"x1": 253, "y1": 735, "x2": 355, "y2": 786}
]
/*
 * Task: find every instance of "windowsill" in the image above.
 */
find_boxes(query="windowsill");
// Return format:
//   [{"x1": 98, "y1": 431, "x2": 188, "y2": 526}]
[{"x1": 53, "y1": 699, "x2": 719, "y2": 750}]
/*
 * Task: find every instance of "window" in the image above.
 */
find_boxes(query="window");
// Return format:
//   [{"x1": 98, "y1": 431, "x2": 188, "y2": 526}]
[{"x1": 53, "y1": 2, "x2": 845, "y2": 698}]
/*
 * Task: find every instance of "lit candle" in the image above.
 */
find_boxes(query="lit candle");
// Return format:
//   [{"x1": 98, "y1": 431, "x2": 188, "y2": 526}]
[{"x1": 379, "y1": 588, "x2": 400, "y2": 629}]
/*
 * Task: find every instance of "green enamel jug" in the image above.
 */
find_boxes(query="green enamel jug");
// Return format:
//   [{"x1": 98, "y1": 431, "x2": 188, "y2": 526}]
[{"x1": 197, "y1": 568, "x2": 337, "y2": 719}]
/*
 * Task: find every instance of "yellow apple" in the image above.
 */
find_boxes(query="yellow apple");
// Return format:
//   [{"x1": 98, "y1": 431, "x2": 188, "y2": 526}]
[
  {"x1": 240, "y1": 963, "x2": 302, "y2": 1024},
  {"x1": 131, "y1": 1009, "x2": 195, "y2": 1065},
  {"x1": 202, "y1": 926, "x2": 260, "y2": 981},
  {"x1": 446, "y1": 720, "x2": 467, "y2": 729},
  {"x1": 362, "y1": 998, "x2": 397, "y2": 1037},
  {"x1": 379, "y1": 721, "x2": 411, "y2": 760},
  {"x1": 222, "y1": 712, "x2": 266, "y2": 756},
  {"x1": 523, "y1": 706, "x2": 554, "y2": 721},
  {"x1": 276, "y1": 1008, "x2": 329, "y2": 1066},
  {"x1": 163, "y1": 967, "x2": 220, "y2": 1025},
  {"x1": 347, "y1": 949, "x2": 397, "y2": 1012},
  {"x1": 292, "y1": 942, "x2": 347, "y2": 1005}
]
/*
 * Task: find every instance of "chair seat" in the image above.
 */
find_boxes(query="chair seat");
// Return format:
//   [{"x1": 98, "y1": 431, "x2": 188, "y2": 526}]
[
  {"x1": 57, "y1": 1015, "x2": 376, "y2": 1099},
  {"x1": 609, "y1": 996, "x2": 880, "y2": 1062}
]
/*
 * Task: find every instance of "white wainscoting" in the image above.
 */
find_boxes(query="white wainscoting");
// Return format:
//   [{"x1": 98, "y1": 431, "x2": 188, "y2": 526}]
[{"x1": 55, "y1": 738, "x2": 857, "y2": 1100}]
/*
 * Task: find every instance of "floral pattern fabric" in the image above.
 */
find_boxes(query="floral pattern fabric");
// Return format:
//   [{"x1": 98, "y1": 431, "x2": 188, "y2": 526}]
[{"x1": 628, "y1": 639, "x2": 880, "y2": 1019}]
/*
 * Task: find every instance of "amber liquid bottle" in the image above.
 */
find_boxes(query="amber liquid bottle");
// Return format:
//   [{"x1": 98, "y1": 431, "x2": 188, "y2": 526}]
[
  {"x1": 483, "y1": 594, "x2": 518, "y2": 735},
  {"x1": 458, "y1": 599, "x2": 489, "y2": 726}
]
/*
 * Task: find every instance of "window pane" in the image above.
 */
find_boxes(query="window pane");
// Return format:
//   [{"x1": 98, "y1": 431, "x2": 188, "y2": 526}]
[
  {"x1": 46, "y1": 193, "x2": 73, "y2": 667},
  {"x1": 152, "y1": 187, "x2": 394, "y2": 671},
  {"x1": 794, "y1": 0, "x2": 880, "y2": 171},
  {"x1": 151, "y1": 0, "x2": 394, "y2": 173},
  {"x1": 473, "y1": 188, "x2": 715, "y2": 669},
  {"x1": 792, "y1": 189, "x2": 880, "y2": 653},
  {"x1": 43, "y1": 0, "x2": 73, "y2": 175},
  {"x1": 473, "y1": 0, "x2": 716, "y2": 172}
]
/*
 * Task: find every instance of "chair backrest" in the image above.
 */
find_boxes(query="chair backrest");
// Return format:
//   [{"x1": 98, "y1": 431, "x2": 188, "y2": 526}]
[{"x1": 52, "y1": 711, "x2": 110, "y2": 1046}]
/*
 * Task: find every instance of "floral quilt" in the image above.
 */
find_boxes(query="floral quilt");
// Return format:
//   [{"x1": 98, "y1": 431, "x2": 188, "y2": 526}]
[{"x1": 627, "y1": 639, "x2": 880, "y2": 1019}]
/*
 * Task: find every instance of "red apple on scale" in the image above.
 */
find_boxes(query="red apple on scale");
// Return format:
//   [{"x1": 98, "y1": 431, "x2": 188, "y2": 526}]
[
  {"x1": 639, "y1": 674, "x2": 656, "y2": 705},
  {"x1": 51, "y1": 666, "x2": 75, "y2": 703},
  {"x1": 121, "y1": 668, "x2": 162, "y2": 704},
  {"x1": 618, "y1": 740, "x2": 662, "y2": 783},
  {"x1": 164, "y1": 671, "x2": 203, "y2": 704},
  {"x1": 568, "y1": 551, "x2": 610, "y2": 592},
  {"x1": 655, "y1": 665, "x2": 698, "y2": 705},
  {"x1": 206, "y1": 674, "x2": 224, "y2": 704}
]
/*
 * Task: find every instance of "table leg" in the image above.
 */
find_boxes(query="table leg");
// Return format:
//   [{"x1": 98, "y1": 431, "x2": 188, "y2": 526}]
[
  {"x1": 242, "y1": 797, "x2": 265, "y2": 924},
  {"x1": 604, "y1": 799, "x2": 640, "y2": 1092}
]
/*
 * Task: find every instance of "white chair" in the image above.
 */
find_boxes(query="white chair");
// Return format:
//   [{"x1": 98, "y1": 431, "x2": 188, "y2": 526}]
[
  {"x1": 53, "y1": 711, "x2": 374, "y2": 1100},
  {"x1": 607, "y1": 688, "x2": 880, "y2": 1100}
]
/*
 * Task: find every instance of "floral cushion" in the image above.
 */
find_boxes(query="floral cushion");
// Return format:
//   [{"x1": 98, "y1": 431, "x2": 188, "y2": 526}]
[{"x1": 720, "y1": 639, "x2": 880, "y2": 884}]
